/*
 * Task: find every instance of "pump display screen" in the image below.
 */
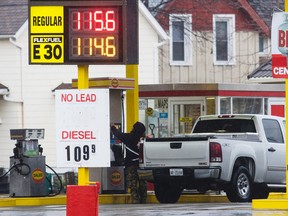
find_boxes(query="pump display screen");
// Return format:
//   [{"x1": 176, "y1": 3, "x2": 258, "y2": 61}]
[{"x1": 66, "y1": 7, "x2": 123, "y2": 63}]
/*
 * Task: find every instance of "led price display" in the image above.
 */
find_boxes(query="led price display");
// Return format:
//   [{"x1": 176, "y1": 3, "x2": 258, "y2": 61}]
[{"x1": 66, "y1": 7, "x2": 122, "y2": 63}]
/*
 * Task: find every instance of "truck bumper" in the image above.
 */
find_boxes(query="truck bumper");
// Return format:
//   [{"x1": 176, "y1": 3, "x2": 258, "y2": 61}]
[{"x1": 138, "y1": 167, "x2": 221, "y2": 181}]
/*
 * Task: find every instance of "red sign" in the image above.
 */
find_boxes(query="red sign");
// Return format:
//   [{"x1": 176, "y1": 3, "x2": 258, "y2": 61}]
[{"x1": 272, "y1": 54, "x2": 288, "y2": 78}]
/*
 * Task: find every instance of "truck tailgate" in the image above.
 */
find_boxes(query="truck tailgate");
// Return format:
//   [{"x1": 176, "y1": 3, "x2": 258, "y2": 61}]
[{"x1": 144, "y1": 137, "x2": 210, "y2": 167}]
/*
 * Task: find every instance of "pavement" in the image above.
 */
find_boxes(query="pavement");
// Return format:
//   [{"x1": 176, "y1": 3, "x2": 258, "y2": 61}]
[
  {"x1": 0, "y1": 197, "x2": 288, "y2": 216},
  {"x1": 0, "y1": 191, "x2": 229, "y2": 207}
]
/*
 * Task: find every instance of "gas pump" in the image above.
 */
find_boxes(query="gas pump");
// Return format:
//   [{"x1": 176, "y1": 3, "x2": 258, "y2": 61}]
[
  {"x1": 9, "y1": 129, "x2": 47, "y2": 197},
  {"x1": 101, "y1": 89, "x2": 126, "y2": 193},
  {"x1": 89, "y1": 87, "x2": 127, "y2": 194}
]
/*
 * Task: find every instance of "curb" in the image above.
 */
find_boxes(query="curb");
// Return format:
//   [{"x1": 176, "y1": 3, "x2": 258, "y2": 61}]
[{"x1": 0, "y1": 193, "x2": 229, "y2": 207}]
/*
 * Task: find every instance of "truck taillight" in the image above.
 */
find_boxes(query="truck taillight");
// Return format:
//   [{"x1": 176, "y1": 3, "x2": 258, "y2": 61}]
[
  {"x1": 210, "y1": 142, "x2": 222, "y2": 162},
  {"x1": 139, "y1": 141, "x2": 144, "y2": 164}
]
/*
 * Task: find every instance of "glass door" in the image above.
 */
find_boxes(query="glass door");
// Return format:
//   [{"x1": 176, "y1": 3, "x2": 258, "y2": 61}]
[{"x1": 170, "y1": 100, "x2": 203, "y2": 135}]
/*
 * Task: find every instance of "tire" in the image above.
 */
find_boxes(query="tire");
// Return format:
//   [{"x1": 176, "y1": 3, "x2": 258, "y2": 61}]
[
  {"x1": 252, "y1": 183, "x2": 269, "y2": 199},
  {"x1": 154, "y1": 180, "x2": 183, "y2": 203},
  {"x1": 226, "y1": 166, "x2": 252, "y2": 202}
]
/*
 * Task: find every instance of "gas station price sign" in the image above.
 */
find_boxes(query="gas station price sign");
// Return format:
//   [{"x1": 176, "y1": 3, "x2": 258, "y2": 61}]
[
  {"x1": 55, "y1": 89, "x2": 110, "y2": 168},
  {"x1": 28, "y1": 0, "x2": 138, "y2": 65}
]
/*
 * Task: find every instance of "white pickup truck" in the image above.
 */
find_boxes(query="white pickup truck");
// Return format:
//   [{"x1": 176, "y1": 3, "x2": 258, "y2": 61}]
[{"x1": 139, "y1": 114, "x2": 286, "y2": 203}]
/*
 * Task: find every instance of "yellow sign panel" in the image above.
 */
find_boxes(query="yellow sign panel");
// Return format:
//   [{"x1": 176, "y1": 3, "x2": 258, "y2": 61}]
[
  {"x1": 30, "y1": 35, "x2": 64, "y2": 63},
  {"x1": 30, "y1": 6, "x2": 64, "y2": 34},
  {"x1": 180, "y1": 117, "x2": 192, "y2": 123}
]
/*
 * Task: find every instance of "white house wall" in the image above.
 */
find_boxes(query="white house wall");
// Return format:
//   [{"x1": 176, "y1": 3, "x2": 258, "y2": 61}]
[{"x1": 139, "y1": 11, "x2": 160, "y2": 84}]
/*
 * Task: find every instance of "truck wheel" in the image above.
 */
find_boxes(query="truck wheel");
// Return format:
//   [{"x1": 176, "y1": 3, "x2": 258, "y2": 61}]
[
  {"x1": 226, "y1": 166, "x2": 252, "y2": 202},
  {"x1": 154, "y1": 180, "x2": 183, "y2": 203}
]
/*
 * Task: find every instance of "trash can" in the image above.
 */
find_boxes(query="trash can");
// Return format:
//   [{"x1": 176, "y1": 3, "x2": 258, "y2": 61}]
[{"x1": 66, "y1": 182, "x2": 100, "y2": 216}]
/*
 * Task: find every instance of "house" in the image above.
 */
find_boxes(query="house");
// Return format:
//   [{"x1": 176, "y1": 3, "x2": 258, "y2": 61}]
[
  {"x1": 137, "y1": 0, "x2": 286, "y2": 136},
  {"x1": 0, "y1": 0, "x2": 168, "y2": 168}
]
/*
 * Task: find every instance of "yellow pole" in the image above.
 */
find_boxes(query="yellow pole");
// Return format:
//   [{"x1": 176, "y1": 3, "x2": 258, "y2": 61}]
[
  {"x1": 77, "y1": 64, "x2": 89, "y2": 185},
  {"x1": 285, "y1": 0, "x2": 288, "y2": 198},
  {"x1": 126, "y1": 64, "x2": 139, "y2": 131}
]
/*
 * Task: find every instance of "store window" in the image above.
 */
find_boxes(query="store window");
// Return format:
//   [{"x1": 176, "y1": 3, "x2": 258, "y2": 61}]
[
  {"x1": 139, "y1": 98, "x2": 168, "y2": 138},
  {"x1": 233, "y1": 98, "x2": 263, "y2": 114},
  {"x1": 220, "y1": 97, "x2": 231, "y2": 114},
  {"x1": 219, "y1": 97, "x2": 267, "y2": 115}
]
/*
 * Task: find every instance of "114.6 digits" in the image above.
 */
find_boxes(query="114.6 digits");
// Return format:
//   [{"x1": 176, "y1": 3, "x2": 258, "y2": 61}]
[{"x1": 71, "y1": 36, "x2": 117, "y2": 58}]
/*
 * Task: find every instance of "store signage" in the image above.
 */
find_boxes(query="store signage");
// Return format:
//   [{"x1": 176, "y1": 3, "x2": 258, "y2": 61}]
[{"x1": 272, "y1": 12, "x2": 288, "y2": 78}]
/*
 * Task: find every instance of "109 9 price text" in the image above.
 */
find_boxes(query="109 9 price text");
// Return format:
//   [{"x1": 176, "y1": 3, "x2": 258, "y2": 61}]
[{"x1": 65, "y1": 144, "x2": 96, "y2": 162}]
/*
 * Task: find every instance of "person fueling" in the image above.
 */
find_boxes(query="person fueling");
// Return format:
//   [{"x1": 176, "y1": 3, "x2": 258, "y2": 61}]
[{"x1": 110, "y1": 122, "x2": 147, "y2": 204}]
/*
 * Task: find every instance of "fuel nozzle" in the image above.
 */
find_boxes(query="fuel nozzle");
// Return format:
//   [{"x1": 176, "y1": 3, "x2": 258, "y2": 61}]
[
  {"x1": 38, "y1": 144, "x2": 43, "y2": 155},
  {"x1": 13, "y1": 141, "x2": 23, "y2": 159}
]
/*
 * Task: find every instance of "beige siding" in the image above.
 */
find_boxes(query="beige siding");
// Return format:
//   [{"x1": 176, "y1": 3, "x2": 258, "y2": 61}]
[{"x1": 159, "y1": 31, "x2": 261, "y2": 84}]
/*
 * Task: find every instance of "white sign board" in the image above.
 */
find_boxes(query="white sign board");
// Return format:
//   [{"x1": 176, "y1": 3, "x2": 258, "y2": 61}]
[
  {"x1": 55, "y1": 89, "x2": 110, "y2": 167},
  {"x1": 271, "y1": 12, "x2": 288, "y2": 78}
]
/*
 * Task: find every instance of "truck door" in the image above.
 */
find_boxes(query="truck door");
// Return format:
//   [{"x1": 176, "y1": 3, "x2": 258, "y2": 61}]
[
  {"x1": 169, "y1": 100, "x2": 203, "y2": 136},
  {"x1": 263, "y1": 118, "x2": 286, "y2": 184}
]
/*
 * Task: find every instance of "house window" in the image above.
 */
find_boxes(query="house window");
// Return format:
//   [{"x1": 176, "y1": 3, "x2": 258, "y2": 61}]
[
  {"x1": 169, "y1": 14, "x2": 192, "y2": 65},
  {"x1": 259, "y1": 34, "x2": 268, "y2": 54},
  {"x1": 213, "y1": 14, "x2": 235, "y2": 65},
  {"x1": 259, "y1": 34, "x2": 264, "y2": 52}
]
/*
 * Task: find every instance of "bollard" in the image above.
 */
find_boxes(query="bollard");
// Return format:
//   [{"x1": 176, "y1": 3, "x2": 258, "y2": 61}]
[{"x1": 66, "y1": 182, "x2": 100, "y2": 216}]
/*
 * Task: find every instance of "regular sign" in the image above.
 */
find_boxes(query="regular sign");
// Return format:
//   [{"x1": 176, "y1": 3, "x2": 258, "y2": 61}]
[
  {"x1": 272, "y1": 12, "x2": 288, "y2": 78},
  {"x1": 55, "y1": 89, "x2": 110, "y2": 167}
]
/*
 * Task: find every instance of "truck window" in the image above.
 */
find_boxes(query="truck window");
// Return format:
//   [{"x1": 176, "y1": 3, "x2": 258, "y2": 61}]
[
  {"x1": 193, "y1": 119, "x2": 256, "y2": 133},
  {"x1": 262, "y1": 119, "x2": 284, "y2": 143}
]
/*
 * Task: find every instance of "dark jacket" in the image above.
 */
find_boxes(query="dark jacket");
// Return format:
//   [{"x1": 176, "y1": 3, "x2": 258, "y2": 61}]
[{"x1": 111, "y1": 122, "x2": 146, "y2": 167}]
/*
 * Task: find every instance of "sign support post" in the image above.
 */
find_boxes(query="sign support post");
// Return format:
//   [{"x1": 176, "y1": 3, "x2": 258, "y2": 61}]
[
  {"x1": 284, "y1": 0, "x2": 288, "y2": 201},
  {"x1": 252, "y1": 0, "x2": 288, "y2": 210},
  {"x1": 126, "y1": 65, "x2": 139, "y2": 131},
  {"x1": 77, "y1": 65, "x2": 90, "y2": 186}
]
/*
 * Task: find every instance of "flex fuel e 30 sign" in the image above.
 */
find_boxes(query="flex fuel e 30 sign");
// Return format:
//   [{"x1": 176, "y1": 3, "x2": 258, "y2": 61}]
[{"x1": 29, "y1": 0, "x2": 138, "y2": 65}]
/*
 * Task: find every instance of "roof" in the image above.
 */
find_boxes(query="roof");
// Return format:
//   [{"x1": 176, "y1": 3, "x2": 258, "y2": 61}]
[
  {"x1": 0, "y1": 0, "x2": 28, "y2": 37},
  {"x1": 148, "y1": 0, "x2": 283, "y2": 36},
  {"x1": 247, "y1": 59, "x2": 272, "y2": 78},
  {"x1": 247, "y1": 0, "x2": 284, "y2": 28},
  {"x1": 247, "y1": 59, "x2": 285, "y2": 83},
  {"x1": 238, "y1": 0, "x2": 271, "y2": 36}
]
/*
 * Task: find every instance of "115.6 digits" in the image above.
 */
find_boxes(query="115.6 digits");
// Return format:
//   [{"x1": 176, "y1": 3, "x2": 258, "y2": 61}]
[{"x1": 69, "y1": 8, "x2": 119, "y2": 59}]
